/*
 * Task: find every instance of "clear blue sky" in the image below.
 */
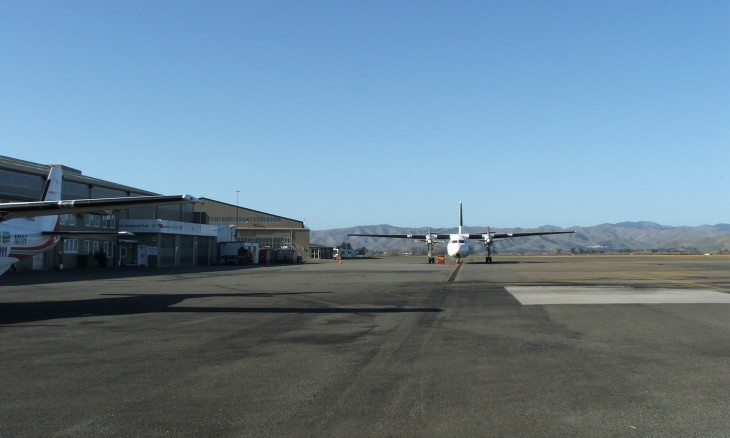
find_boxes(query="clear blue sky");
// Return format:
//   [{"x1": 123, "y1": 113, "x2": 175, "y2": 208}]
[{"x1": 2, "y1": 1, "x2": 728, "y2": 230}]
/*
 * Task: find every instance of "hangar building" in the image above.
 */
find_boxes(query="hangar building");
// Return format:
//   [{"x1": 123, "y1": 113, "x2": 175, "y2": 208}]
[
  {"x1": 1, "y1": 156, "x2": 310, "y2": 271},
  {"x1": 194, "y1": 198, "x2": 310, "y2": 262}
]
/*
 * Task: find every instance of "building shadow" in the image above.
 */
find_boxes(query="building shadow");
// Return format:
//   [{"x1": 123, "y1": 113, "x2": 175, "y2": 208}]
[
  {"x1": 0, "y1": 264, "x2": 284, "y2": 286},
  {"x1": 0, "y1": 292, "x2": 442, "y2": 325}
]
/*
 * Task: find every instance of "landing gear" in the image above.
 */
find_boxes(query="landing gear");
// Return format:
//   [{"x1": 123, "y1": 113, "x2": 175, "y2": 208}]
[
  {"x1": 486, "y1": 243, "x2": 493, "y2": 264},
  {"x1": 486, "y1": 256, "x2": 493, "y2": 264},
  {"x1": 428, "y1": 256, "x2": 435, "y2": 264}
]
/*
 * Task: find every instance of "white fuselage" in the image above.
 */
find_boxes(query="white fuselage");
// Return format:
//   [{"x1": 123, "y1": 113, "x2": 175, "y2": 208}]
[
  {"x1": 446, "y1": 234, "x2": 474, "y2": 258},
  {"x1": 0, "y1": 216, "x2": 59, "y2": 275}
]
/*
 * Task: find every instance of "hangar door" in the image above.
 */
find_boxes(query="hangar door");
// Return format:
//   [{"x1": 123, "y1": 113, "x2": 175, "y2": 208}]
[
  {"x1": 159, "y1": 235, "x2": 176, "y2": 267},
  {"x1": 179, "y1": 236, "x2": 194, "y2": 266}
]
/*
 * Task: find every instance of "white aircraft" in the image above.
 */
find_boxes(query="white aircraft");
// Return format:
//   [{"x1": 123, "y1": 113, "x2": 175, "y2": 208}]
[
  {"x1": 0, "y1": 165, "x2": 199, "y2": 276},
  {"x1": 347, "y1": 202, "x2": 574, "y2": 264}
]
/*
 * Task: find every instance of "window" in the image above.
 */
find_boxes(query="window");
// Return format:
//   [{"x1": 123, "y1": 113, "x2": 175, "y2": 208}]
[
  {"x1": 84, "y1": 214, "x2": 103, "y2": 228},
  {"x1": 103, "y1": 241, "x2": 114, "y2": 257},
  {"x1": 91, "y1": 186, "x2": 125, "y2": 198},
  {"x1": 0, "y1": 170, "x2": 44, "y2": 199},
  {"x1": 63, "y1": 239, "x2": 79, "y2": 254},
  {"x1": 84, "y1": 240, "x2": 99, "y2": 255},
  {"x1": 59, "y1": 214, "x2": 76, "y2": 226},
  {"x1": 102, "y1": 214, "x2": 115, "y2": 229},
  {"x1": 63, "y1": 181, "x2": 90, "y2": 199}
]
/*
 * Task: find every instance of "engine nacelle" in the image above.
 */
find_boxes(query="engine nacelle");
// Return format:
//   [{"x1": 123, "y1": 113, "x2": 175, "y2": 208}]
[
  {"x1": 425, "y1": 227, "x2": 436, "y2": 245},
  {"x1": 483, "y1": 227, "x2": 493, "y2": 244}
]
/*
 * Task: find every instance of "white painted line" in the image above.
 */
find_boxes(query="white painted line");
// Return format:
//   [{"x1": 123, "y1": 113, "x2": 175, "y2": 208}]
[{"x1": 506, "y1": 286, "x2": 730, "y2": 305}]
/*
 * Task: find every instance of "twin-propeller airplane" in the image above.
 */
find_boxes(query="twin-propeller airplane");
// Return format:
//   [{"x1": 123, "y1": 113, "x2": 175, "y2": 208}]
[
  {"x1": 0, "y1": 165, "x2": 199, "y2": 276},
  {"x1": 347, "y1": 202, "x2": 574, "y2": 264}
]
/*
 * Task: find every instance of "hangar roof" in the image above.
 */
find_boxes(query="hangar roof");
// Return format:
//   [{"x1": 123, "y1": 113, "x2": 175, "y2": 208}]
[
  {"x1": 0, "y1": 155, "x2": 157, "y2": 196},
  {"x1": 197, "y1": 197, "x2": 304, "y2": 228}
]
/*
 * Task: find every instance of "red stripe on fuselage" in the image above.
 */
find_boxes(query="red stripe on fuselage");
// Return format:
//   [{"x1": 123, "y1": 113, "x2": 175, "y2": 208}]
[{"x1": 10, "y1": 235, "x2": 59, "y2": 259}]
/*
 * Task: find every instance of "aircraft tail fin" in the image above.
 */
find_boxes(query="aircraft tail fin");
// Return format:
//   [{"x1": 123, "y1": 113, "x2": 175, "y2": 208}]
[
  {"x1": 459, "y1": 201, "x2": 463, "y2": 235},
  {"x1": 42, "y1": 165, "x2": 63, "y2": 202},
  {"x1": 35, "y1": 165, "x2": 63, "y2": 233}
]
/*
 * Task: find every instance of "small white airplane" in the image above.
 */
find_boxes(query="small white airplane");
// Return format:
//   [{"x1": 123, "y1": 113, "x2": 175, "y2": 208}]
[
  {"x1": 347, "y1": 202, "x2": 574, "y2": 264},
  {"x1": 0, "y1": 165, "x2": 200, "y2": 276}
]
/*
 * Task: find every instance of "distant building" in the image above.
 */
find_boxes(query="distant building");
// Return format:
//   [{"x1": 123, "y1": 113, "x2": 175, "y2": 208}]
[
  {"x1": 194, "y1": 198, "x2": 310, "y2": 261},
  {"x1": 308, "y1": 244, "x2": 333, "y2": 260}
]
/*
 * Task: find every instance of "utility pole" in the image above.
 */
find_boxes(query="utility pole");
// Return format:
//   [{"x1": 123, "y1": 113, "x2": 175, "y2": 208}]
[{"x1": 236, "y1": 190, "x2": 240, "y2": 241}]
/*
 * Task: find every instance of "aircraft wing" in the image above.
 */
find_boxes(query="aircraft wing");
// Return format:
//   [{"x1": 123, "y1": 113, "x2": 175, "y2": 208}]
[
  {"x1": 0, "y1": 195, "x2": 200, "y2": 222},
  {"x1": 42, "y1": 231, "x2": 135, "y2": 236},
  {"x1": 347, "y1": 233, "x2": 451, "y2": 240},
  {"x1": 467, "y1": 231, "x2": 574, "y2": 240},
  {"x1": 348, "y1": 231, "x2": 575, "y2": 240}
]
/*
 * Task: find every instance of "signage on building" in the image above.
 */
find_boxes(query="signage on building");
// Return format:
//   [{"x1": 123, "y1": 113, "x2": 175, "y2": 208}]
[{"x1": 119, "y1": 219, "x2": 217, "y2": 237}]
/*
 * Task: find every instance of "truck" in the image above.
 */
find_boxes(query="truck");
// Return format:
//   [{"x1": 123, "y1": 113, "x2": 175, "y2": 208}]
[{"x1": 219, "y1": 242, "x2": 259, "y2": 265}]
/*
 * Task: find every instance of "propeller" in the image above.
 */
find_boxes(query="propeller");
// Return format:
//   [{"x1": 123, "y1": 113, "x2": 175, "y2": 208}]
[
  {"x1": 484, "y1": 226, "x2": 493, "y2": 244},
  {"x1": 425, "y1": 227, "x2": 436, "y2": 245},
  {"x1": 424, "y1": 227, "x2": 439, "y2": 263},
  {"x1": 484, "y1": 226, "x2": 494, "y2": 263}
]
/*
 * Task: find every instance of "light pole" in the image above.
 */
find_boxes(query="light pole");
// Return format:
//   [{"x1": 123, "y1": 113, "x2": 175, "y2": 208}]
[{"x1": 235, "y1": 190, "x2": 240, "y2": 241}]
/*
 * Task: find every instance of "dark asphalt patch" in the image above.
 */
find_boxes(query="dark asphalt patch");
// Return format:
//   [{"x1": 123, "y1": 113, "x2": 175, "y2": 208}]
[{"x1": 447, "y1": 264, "x2": 461, "y2": 283}]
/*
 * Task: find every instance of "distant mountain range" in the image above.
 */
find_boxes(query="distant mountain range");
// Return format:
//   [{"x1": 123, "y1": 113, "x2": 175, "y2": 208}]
[{"x1": 312, "y1": 222, "x2": 730, "y2": 255}]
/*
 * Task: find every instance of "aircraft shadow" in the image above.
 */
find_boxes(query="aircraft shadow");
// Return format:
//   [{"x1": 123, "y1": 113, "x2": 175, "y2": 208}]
[{"x1": 0, "y1": 292, "x2": 442, "y2": 325}]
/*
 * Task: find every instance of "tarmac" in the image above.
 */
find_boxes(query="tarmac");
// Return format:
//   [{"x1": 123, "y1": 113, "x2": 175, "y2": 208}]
[{"x1": 1, "y1": 255, "x2": 730, "y2": 437}]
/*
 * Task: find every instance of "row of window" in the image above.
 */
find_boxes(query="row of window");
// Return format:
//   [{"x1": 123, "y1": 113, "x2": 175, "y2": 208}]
[
  {"x1": 59, "y1": 214, "x2": 116, "y2": 228},
  {"x1": 212, "y1": 216, "x2": 282, "y2": 224},
  {"x1": 0, "y1": 169, "x2": 44, "y2": 199},
  {"x1": 242, "y1": 237, "x2": 291, "y2": 248},
  {"x1": 62, "y1": 239, "x2": 115, "y2": 255},
  {"x1": 0, "y1": 169, "x2": 139, "y2": 200}
]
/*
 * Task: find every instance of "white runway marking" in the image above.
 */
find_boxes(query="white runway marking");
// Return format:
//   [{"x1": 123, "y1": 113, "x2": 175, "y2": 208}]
[{"x1": 506, "y1": 286, "x2": 730, "y2": 305}]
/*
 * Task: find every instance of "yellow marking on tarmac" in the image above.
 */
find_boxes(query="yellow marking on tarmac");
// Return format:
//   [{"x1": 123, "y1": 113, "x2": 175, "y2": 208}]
[{"x1": 643, "y1": 271, "x2": 730, "y2": 292}]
